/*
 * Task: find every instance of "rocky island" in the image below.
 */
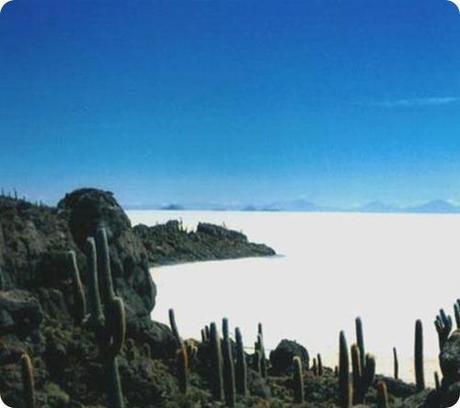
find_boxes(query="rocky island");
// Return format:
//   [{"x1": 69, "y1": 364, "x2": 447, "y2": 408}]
[{"x1": 0, "y1": 188, "x2": 458, "y2": 408}]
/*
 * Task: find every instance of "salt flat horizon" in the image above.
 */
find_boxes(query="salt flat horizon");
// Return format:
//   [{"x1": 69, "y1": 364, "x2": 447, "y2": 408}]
[{"x1": 127, "y1": 210, "x2": 460, "y2": 385}]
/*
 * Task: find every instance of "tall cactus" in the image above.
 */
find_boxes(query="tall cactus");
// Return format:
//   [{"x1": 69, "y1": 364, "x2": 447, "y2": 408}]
[
  {"x1": 292, "y1": 356, "x2": 304, "y2": 403},
  {"x1": 361, "y1": 353, "x2": 376, "y2": 401},
  {"x1": 435, "y1": 309, "x2": 452, "y2": 351},
  {"x1": 21, "y1": 353, "x2": 35, "y2": 408},
  {"x1": 454, "y1": 302, "x2": 460, "y2": 329},
  {"x1": 222, "y1": 318, "x2": 236, "y2": 407},
  {"x1": 256, "y1": 328, "x2": 267, "y2": 378},
  {"x1": 235, "y1": 327, "x2": 248, "y2": 396},
  {"x1": 415, "y1": 319, "x2": 425, "y2": 392},
  {"x1": 210, "y1": 322, "x2": 224, "y2": 401},
  {"x1": 169, "y1": 308, "x2": 181, "y2": 348},
  {"x1": 351, "y1": 344, "x2": 362, "y2": 404},
  {"x1": 177, "y1": 343, "x2": 189, "y2": 394},
  {"x1": 393, "y1": 347, "x2": 399, "y2": 380},
  {"x1": 85, "y1": 228, "x2": 126, "y2": 408},
  {"x1": 355, "y1": 317, "x2": 366, "y2": 372},
  {"x1": 434, "y1": 371, "x2": 440, "y2": 393},
  {"x1": 68, "y1": 250, "x2": 87, "y2": 325},
  {"x1": 317, "y1": 353, "x2": 323, "y2": 377},
  {"x1": 376, "y1": 381, "x2": 389, "y2": 408},
  {"x1": 253, "y1": 349, "x2": 262, "y2": 374},
  {"x1": 339, "y1": 331, "x2": 352, "y2": 408}
]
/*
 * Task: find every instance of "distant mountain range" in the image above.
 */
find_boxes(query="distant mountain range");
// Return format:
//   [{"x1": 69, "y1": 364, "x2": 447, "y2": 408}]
[{"x1": 124, "y1": 199, "x2": 460, "y2": 214}]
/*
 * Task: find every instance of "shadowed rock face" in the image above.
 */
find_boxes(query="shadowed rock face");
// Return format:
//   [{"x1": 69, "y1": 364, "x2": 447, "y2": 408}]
[{"x1": 57, "y1": 188, "x2": 156, "y2": 321}]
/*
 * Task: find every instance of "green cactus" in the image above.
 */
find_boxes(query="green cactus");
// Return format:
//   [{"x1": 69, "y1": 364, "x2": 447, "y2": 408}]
[
  {"x1": 222, "y1": 318, "x2": 236, "y2": 407},
  {"x1": 339, "y1": 331, "x2": 352, "y2": 408},
  {"x1": 292, "y1": 356, "x2": 304, "y2": 404},
  {"x1": 361, "y1": 353, "x2": 376, "y2": 401},
  {"x1": 205, "y1": 325, "x2": 210, "y2": 341},
  {"x1": 257, "y1": 330, "x2": 267, "y2": 378},
  {"x1": 68, "y1": 250, "x2": 87, "y2": 325},
  {"x1": 169, "y1": 308, "x2": 181, "y2": 348},
  {"x1": 235, "y1": 327, "x2": 248, "y2": 396},
  {"x1": 454, "y1": 302, "x2": 460, "y2": 329},
  {"x1": 201, "y1": 329, "x2": 206, "y2": 343},
  {"x1": 435, "y1": 309, "x2": 452, "y2": 351},
  {"x1": 393, "y1": 347, "x2": 399, "y2": 380},
  {"x1": 312, "y1": 357, "x2": 317, "y2": 375},
  {"x1": 415, "y1": 319, "x2": 425, "y2": 392},
  {"x1": 351, "y1": 344, "x2": 362, "y2": 404},
  {"x1": 355, "y1": 317, "x2": 366, "y2": 372},
  {"x1": 317, "y1": 353, "x2": 323, "y2": 376},
  {"x1": 21, "y1": 353, "x2": 35, "y2": 408},
  {"x1": 177, "y1": 343, "x2": 189, "y2": 394},
  {"x1": 85, "y1": 228, "x2": 126, "y2": 408},
  {"x1": 376, "y1": 381, "x2": 389, "y2": 408},
  {"x1": 253, "y1": 349, "x2": 261, "y2": 374},
  {"x1": 210, "y1": 322, "x2": 224, "y2": 401}
]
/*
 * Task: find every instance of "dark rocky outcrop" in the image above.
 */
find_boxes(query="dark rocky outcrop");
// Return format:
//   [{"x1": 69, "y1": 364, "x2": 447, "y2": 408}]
[
  {"x1": 269, "y1": 339, "x2": 310, "y2": 374},
  {"x1": 133, "y1": 220, "x2": 275, "y2": 266}
]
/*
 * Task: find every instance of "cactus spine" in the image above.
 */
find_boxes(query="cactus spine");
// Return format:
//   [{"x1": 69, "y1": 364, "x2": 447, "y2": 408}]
[
  {"x1": 222, "y1": 318, "x2": 236, "y2": 407},
  {"x1": 210, "y1": 322, "x2": 224, "y2": 401},
  {"x1": 292, "y1": 356, "x2": 304, "y2": 404},
  {"x1": 415, "y1": 319, "x2": 425, "y2": 392},
  {"x1": 376, "y1": 381, "x2": 389, "y2": 408},
  {"x1": 21, "y1": 353, "x2": 35, "y2": 408},
  {"x1": 68, "y1": 250, "x2": 87, "y2": 325},
  {"x1": 339, "y1": 331, "x2": 352, "y2": 408},
  {"x1": 235, "y1": 327, "x2": 248, "y2": 396},
  {"x1": 393, "y1": 347, "x2": 399, "y2": 380},
  {"x1": 85, "y1": 228, "x2": 126, "y2": 408}
]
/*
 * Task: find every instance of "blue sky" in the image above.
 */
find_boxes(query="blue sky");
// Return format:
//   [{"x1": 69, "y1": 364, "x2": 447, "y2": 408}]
[{"x1": 0, "y1": 0, "x2": 460, "y2": 207}]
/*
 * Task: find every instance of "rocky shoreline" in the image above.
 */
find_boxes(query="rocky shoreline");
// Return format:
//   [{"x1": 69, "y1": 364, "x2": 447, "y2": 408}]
[
  {"x1": 133, "y1": 220, "x2": 275, "y2": 267},
  {"x1": 0, "y1": 188, "x2": 458, "y2": 407}
]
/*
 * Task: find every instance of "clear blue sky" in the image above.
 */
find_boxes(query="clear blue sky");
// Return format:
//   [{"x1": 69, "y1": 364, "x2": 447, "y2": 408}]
[{"x1": 1, "y1": 0, "x2": 460, "y2": 207}]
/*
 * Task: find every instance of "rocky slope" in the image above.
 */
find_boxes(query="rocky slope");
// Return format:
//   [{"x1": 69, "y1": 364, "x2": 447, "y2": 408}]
[
  {"x1": 133, "y1": 220, "x2": 275, "y2": 266},
  {"x1": 0, "y1": 188, "x2": 457, "y2": 408}
]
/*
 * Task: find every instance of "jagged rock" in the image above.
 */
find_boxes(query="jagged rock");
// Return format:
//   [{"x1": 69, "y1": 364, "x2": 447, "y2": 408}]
[
  {"x1": 269, "y1": 339, "x2": 309, "y2": 374},
  {"x1": 0, "y1": 290, "x2": 43, "y2": 335}
]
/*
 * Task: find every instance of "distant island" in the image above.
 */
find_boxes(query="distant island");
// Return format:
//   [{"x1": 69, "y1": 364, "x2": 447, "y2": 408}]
[{"x1": 124, "y1": 198, "x2": 460, "y2": 214}]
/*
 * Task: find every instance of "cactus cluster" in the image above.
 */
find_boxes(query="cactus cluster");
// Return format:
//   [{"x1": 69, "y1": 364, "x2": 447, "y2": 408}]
[
  {"x1": 84, "y1": 228, "x2": 127, "y2": 408},
  {"x1": 435, "y1": 309, "x2": 452, "y2": 351}
]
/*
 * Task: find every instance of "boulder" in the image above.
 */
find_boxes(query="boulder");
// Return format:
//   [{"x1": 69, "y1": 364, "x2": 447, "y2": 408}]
[
  {"x1": 57, "y1": 188, "x2": 157, "y2": 321},
  {"x1": 0, "y1": 290, "x2": 43, "y2": 335},
  {"x1": 269, "y1": 339, "x2": 309, "y2": 374}
]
